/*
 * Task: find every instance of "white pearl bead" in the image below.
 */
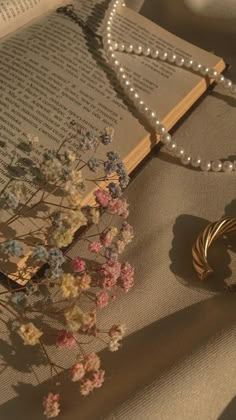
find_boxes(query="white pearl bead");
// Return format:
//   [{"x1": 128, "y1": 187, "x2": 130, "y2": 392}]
[
  {"x1": 143, "y1": 47, "x2": 151, "y2": 56},
  {"x1": 113, "y1": 42, "x2": 118, "y2": 50},
  {"x1": 184, "y1": 59, "x2": 194, "y2": 68},
  {"x1": 175, "y1": 146, "x2": 185, "y2": 158},
  {"x1": 167, "y1": 52, "x2": 177, "y2": 63},
  {"x1": 151, "y1": 49, "x2": 159, "y2": 58},
  {"x1": 155, "y1": 123, "x2": 166, "y2": 135},
  {"x1": 176, "y1": 57, "x2": 185, "y2": 67},
  {"x1": 125, "y1": 44, "x2": 133, "y2": 53},
  {"x1": 212, "y1": 160, "x2": 222, "y2": 172},
  {"x1": 128, "y1": 87, "x2": 135, "y2": 97},
  {"x1": 192, "y1": 61, "x2": 202, "y2": 72},
  {"x1": 200, "y1": 66, "x2": 209, "y2": 76},
  {"x1": 216, "y1": 74, "x2": 225, "y2": 84},
  {"x1": 200, "y1": 160, "x2": 211, "y2": 172},
  {"x1": 137, "y1": 100, "x2": 144, "y2": 110},
  {"x1": 118, "y1": 43, "x2": 125, "y2": 52},
  {"x1": 150, "y1": 111, "x2": 156, "y2": 119},
  {"x1": 124, "y1": 80, "x2": 130, "y2": 87},
  {"x1": 134, "y1": 45, "x2": 142, "y2": 54},
  {"x1": 208, "y1": 68, "x2": 218, "y2": 78},
  {"x1": 222, "y1": 161, "x2": 233, "y2": 172},
  {"x1": 159, "y1": 51, "x2": 168, "y2": 61},
  {"x1": 223, "y1": 79, "x2": 232, "y2": 89},
  {"x1": 161, "y1": 133, "x2": 171, "y2": 145},
  {"x1": 181, "y1": 155, "x2": 191, "y2": 165},
  {"x1": 167, "y1": 141, "x2": 177, "y2": 152},
  {"x1": 191, "y1": 156, "x2": 202, "y2": 168}
]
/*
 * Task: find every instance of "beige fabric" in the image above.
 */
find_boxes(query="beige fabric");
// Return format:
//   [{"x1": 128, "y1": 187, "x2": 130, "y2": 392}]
[{"x1": 1, "y1": 1, "x2": 236, "y2": 419}]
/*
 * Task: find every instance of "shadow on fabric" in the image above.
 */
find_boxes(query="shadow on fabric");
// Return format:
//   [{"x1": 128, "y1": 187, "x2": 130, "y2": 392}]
[
  {"x1": 218, "y1": 396, "x2": 236, "y2": 420},
  {"x1": 0, "y1": 294, "x2": 236, "y2": 419}
]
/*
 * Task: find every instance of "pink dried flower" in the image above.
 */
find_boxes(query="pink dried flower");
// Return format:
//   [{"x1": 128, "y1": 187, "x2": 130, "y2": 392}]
[
  {"x1": 102, "y1": 277, "x2": 117, "y2": 290},
  {"x1": 80, "y1": 378, "x2": 94, "y2": 396},
  {"x1": 96, "y1": 291, "x2": 109, "y2": 308},
  {"x1": 109, "y1": 323, "x2": 126, "y2": 340},
  {"x1": 91, "y1": 369, "x2": 105, "y2": 388},
  {"x1": 94, "y1": 189, "x2": 111, "y2": 207},
  {"x1": 43, "y1": 392, "x2": 60, "y2": 418},
  {"x1": 100, "y1": 260, "x2": 121, "y2": 290},
  {"x1": 84, "y1": 353, "x2": 101, "y2": 372},
  {"x1": 72, "y1": 257, "x2": 86, "y2": 273},
  {"x1": 70, "y1": 363, "x2": 85, "y2": 382},
  {"x1": 100, "y1": 227, "x2": 118, "y2": 247},
  {"x1": 119, "y1": 262, "x2": 135, "y2": 292},
  {"x1": 88, "y1": 241, "x2": 102, "y2": 254},
  {"x1": 100, "y1": 231, "x2": 112, "y2": 247},
  {"x1": 101, "y1": 260, "x2": 121, "y2": 281},
  {"x1": 56, "y1": 330, "x2": 76, "y2": 349},
  {"x1": 108, "y1": 198, "x2": 129, "y2": 218}
]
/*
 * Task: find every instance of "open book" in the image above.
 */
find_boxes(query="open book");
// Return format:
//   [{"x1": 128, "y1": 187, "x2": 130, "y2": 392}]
[{"x1": 0, "y1": 0, "x2": 225, "y2": 283}]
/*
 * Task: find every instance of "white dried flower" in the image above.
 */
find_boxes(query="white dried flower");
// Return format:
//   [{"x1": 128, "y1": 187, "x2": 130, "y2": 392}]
[{"x1": 26, "y1": 133, "x2": 40, "y2": 146}]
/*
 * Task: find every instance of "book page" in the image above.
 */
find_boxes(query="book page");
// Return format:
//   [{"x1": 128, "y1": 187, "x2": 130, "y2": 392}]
[
  {"x1": 0, "y1": 0, "x2": 62, "y2": 39},
  {"x1": 0, "y1": 0, "x2": 224, "y2": 280}
]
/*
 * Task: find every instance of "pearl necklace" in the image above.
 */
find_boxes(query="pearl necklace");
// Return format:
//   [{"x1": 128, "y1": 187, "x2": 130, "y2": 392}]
[{"x1": 103, "y1": 0, "x2": 236, "y2": 173}]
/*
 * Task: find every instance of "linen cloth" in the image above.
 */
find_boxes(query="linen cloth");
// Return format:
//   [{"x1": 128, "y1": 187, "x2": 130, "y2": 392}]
[{"x1": 0, "y1": 1, "x2": 236, "y2": 419}]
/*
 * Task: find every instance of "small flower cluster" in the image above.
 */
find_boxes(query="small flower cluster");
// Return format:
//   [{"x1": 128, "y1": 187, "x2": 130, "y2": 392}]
[
  {"x1": 70, "y1": 353, "x2": 104, "y2": 395},
  {"x1": 0, "y1": 126, "x2": 134, "y2": 418}
]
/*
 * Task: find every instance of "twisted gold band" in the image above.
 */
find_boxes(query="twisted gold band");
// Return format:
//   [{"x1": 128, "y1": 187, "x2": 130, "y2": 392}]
[{"x1": 192, "y1": 216, "x2": 236, "y2": 281}]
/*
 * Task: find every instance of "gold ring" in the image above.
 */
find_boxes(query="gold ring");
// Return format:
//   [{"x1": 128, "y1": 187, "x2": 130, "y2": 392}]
[{"x1": 192, "y1": 216, "x2": 236, "y2": 282}]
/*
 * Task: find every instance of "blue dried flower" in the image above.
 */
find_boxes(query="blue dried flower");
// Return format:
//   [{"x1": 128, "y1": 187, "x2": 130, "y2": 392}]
[
  {"x1": 104, "y1": 161, "x2": 117, "y2": 175},
  {"x1": 3, "y1": 192, "x2": 19, "y2": 209},
  {"x1": 45, "y1": 266, "x2": 63, "y2": 279},
  {"x1": 79, "y1": 132, "x2": 97, "y2": 151},
  {"x1": 119, "y1": 173, "x2": 130, "y2": 189},
  {"x1": 31, "y1": 246, "x2": 48, "y2": 262},
  {"x1": 108, "y1": 182, "x2": 122, "y2": 198},
  {"x1": 105, "y1": 247, "x2": 118, "y2": 261},
  {"x1": 51, "y1": 212, "x2": 62, "y2": 228},
  {"x1": 48, "y1": 248, "x2": 65, "y2": 267},
  {"x1": 116, "y1": 162, "x2": 126, "y2": 175},
  {"x1": 106, "y1": 151, "x2": 120, "y2": 161},
  {"x1": 25, "y1": 282, "x2": 38, "y2": 296},
  {"x1": 88, "y1": 158, "x2": 100, "y2": 172},
  {"x1": 0, "y1": 240, "x2": 23, "y2": 257},
  {"x1": 10, "y1": 292, "x2": 26, "y2": 306}
]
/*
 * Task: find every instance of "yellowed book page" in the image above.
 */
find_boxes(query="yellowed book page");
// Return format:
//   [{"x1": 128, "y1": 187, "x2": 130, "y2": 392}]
[
  {"x1": 0, "y1": 0, "x2": 62, "y2": 39},
  {"x1": 0, "y1": 0, "x2": 224, "y2": 281}
]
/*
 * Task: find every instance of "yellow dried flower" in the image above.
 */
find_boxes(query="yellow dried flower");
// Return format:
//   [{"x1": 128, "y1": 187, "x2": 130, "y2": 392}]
[
  {"x1": 51, "y1": 228, "x2": 74, "y2": 248},
  {"x1": 90, "y1": 208, "x2": 100, "y2": 224},
  {"x1": 67, "y1": 193, "x2": 83, "y2": 209},
  {"x1": 64, "y1": 305, "x2": 84, "y2": 332},
  {"x1": 61, "y1": 273, "x2": 80, "y2": 298},
  {"x1": 65, "y1": 149, "x2": 76, "y2": 162},
  {"x1": 18, "y1": 322, "x2": 42, "y2": 346},
  {"x1": 78, "y1": 273, "x2": 91, "y2": 290}
]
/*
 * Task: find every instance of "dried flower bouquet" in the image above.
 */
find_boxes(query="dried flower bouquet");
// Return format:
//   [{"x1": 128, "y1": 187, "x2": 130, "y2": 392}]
[{"x1": 0, "y1": 123, "x2": 134, "y2": 418}]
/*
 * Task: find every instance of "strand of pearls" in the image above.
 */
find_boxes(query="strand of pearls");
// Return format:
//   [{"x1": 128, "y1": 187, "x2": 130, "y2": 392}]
[{"x1": 103, "y1": 0, "x2": 236, "y2": 173}]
